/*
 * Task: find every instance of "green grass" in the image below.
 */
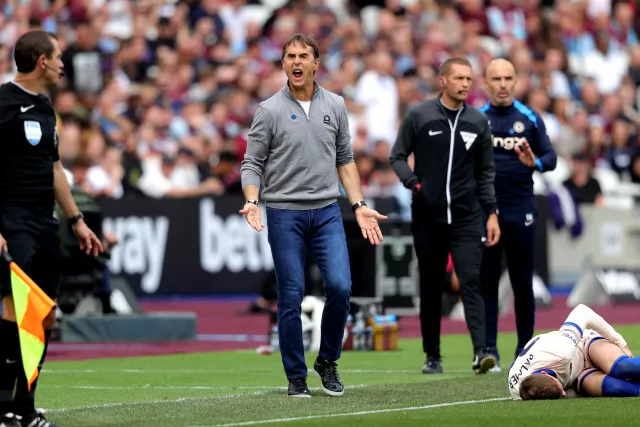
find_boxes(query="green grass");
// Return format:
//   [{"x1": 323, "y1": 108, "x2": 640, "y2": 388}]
[{"x1": 36, "y1": 325, "x2": 640, "y2": 427}]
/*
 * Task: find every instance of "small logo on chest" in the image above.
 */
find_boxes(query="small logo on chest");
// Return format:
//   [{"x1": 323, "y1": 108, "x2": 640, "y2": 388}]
[
  {"x1": 323, "y1": 115, "x2": 330, "y2": 124},
  {"x1": 513, "y1": 121, "x2": 525, "y2": 133},
  {"x1": 460, "y1": 131, "x2": 477, "y2": 150},
  {"x1": 24, "y1": 120, "x2": 42, "y2": 146}
]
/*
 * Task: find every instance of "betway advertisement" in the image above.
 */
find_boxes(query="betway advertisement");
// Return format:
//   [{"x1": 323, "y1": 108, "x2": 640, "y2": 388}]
[
  {"x1": 100, "y1": 195, "x2": 550, "y2": 298},
  {"x1": 101, "y1": 196, "x2": 275, "y2": 295}
]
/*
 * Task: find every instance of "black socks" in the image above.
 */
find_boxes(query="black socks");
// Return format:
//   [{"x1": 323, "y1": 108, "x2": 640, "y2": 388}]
[{"x1": 0, "y1": 319, "x2": 20, "y2": 415}]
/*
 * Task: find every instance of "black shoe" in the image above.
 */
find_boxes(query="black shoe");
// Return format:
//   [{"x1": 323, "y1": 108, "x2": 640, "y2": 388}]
[
  {"x1": 313, "y1": 357, "x2": 344, "y2": 396},
  {"x1": 20, "y1": 410, "x2": 59, "y2": 427},
  {"x1": 288, "y1": 377, "x2": 312, "y2": 397},
  {"x1": 0, "y1": 413, "x2": 21, "y2": 427},
  {"x1": 472, "y1": 349, "x2": 497, "y2": 374},
  {"x1": 422, "y1": 356, "x2": 443, "y2": 374}
]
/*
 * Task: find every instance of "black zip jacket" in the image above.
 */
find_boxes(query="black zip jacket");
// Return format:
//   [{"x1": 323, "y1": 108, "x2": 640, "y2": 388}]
[{"x1": 389, "y1": 97, "x2": 497, "y2": 224}]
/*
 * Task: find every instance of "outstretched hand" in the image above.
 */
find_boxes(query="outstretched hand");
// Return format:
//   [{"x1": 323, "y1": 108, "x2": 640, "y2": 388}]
[
  {"x1": 355, "y1": 207, "x2": 388, "y2": 246},
  {"x1": 514, "y1": 141, "x2": 537, "y2": 168},
  {"x1": 72, "y1": 221, "x2": 104, "y2": 257},
  {"x1": 239, "y1": 203, "x2": 264, "y2": 231}
]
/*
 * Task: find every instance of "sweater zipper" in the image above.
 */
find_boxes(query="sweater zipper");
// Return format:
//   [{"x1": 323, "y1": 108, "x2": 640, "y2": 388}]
[{"x1": 445, "y1": 109, "x2": 463, "y2": 224}]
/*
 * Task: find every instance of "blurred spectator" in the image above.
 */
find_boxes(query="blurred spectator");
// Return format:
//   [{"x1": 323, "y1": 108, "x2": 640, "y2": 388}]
[
  {"x1": 563, "y1": 153, "x2": 604, "y2": 206},
  {"x1": 0, "y1": 0, "x2": 632, "y2": 213}
]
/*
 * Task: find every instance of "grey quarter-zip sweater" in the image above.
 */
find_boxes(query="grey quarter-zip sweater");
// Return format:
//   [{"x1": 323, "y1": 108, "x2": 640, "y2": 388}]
[{"x1": 240, "y1": 81, "x2": 354, "y2": 210}]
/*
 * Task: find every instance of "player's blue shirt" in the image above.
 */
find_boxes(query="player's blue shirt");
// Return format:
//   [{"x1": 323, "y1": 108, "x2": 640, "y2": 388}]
[{"x1": 479, "y1": 101, "x2": 557, "y2": 223}]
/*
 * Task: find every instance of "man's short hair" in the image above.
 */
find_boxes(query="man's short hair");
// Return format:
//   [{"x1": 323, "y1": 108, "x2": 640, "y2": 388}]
[
  {"x1": 13, "y1": 30, "x2": 58, "y2": 73},
  {"x1": 438, "y1": 57, "x2": 472, "y2": 77},
  {"x1": 281, "y1": 33, "x2": 320, "y2": 61},
  {"x1": 519, "y1": 375, "x2": 564, "y2": 400}
]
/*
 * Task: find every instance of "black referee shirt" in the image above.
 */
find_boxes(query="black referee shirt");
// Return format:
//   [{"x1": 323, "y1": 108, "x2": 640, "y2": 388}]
[{"x1": 0, "y1": 82, "x2": 60, "y2": 213}]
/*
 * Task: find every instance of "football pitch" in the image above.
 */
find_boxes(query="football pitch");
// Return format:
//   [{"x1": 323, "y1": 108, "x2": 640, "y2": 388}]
[{"x1": 39, "y1": 325, "x2": 640, "y2": 427}]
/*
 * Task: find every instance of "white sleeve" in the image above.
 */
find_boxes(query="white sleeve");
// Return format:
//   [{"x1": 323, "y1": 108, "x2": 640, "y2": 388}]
[
  {"x1": 136, "y1": 172, "x2": 170, "y2": 199},
  {"x1": 560, "y1": 304, "x2": 627, "y2": 347}
]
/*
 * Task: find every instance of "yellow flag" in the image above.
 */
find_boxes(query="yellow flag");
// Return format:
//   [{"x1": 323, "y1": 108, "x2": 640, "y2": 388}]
[{"x1": 5, "y1": 256, "x2": 55, "y2": 391}]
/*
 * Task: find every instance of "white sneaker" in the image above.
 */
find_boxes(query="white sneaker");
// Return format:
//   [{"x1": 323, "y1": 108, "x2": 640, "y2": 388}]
[
  {"x1": 489, "y1": 364, "x2": 502, "y2": 373},
  {"x1": 449, "y1": 301, "x2": 465, "y2": 321}
]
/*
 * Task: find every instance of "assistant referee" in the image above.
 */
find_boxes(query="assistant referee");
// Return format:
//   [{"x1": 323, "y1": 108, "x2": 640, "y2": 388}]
[
  {"x1": 0, "y1": 31, "x2": 103, "y2": 427},
  {"x1": 389, "y1": 57, "x2": 500, "y2": 376}
]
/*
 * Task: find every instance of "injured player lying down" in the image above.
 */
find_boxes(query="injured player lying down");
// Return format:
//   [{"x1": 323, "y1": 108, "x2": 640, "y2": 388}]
[{"x1": 509, "y1": 304, "x2": 640, "y2": 400}]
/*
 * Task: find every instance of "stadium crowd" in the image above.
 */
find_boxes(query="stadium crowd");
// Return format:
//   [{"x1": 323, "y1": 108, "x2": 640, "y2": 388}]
[{"x1": 1, "y1": 0, "x2": 638, "y2": 210}]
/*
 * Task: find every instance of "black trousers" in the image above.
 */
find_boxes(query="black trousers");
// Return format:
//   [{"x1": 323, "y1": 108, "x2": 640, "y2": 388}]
[
  {"x1": 0, "y1": 207, "x2": 60, "y2": 300},
  {"x1": 481, "y1": 218, "x2": 536, "y2": 360},
  {"x1": 412, "y1": 213, "x2": 486, "y2": 358}
]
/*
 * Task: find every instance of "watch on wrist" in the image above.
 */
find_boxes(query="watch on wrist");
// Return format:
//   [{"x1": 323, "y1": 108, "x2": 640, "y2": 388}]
[
  {"x1": 351, "y1": 200, "x2": 367, "y2": 213},
  {"x1": 245, "y1": 200, "x2": 259, "y2": 207},
  {"x1": 68, "y1": 212, "x2": 84, "y2": 226}
]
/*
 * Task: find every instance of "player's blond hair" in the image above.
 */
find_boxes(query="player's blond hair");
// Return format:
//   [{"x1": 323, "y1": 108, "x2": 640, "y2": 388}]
[{"x1": 519, "y1": 374, "x2": 564, "y2": 400}]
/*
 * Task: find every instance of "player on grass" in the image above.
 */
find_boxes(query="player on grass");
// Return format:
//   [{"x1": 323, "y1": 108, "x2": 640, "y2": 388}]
[{"x1": 509, "y1": 304, "x2": 640, "y2": 400}]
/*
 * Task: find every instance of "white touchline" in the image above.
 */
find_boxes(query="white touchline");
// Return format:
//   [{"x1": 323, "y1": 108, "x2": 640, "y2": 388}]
[
  {"x1": 196, "y1": 397, "x2": 510, "y2": 427},
  {"x1": 41, "y1": 384, "x2": 368, "y2": 391},
  {"x1": 42, "y1": 385, "x2": 370, "y2": 413},
  {"x1": 41, "y1": 368, "x2": 471, "y2": 375},
  {"x1": 42, "y1": 385, "x2": 289, "y2": 390},
  {"x1": 45, "y1": 393, "x2": 270, "y2": 413}
]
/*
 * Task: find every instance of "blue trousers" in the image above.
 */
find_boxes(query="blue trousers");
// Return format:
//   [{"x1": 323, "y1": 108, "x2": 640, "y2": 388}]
[
  {"x1": 266, "y1": 202, "x2": 352, "y2": 381},
  {"x1": 481, "y1": 218, "x2": 537, "y2": 362}
]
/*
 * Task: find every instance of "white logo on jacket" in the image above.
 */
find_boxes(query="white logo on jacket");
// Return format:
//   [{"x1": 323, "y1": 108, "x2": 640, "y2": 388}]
[{"x1": 460, "y1": 131, "x2": 477, "y2": 150}]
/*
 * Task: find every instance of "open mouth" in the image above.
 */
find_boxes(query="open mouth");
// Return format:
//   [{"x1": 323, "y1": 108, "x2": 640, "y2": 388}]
[{"x1": 292, "y1": 69, "x2": 303, "y2": 80}]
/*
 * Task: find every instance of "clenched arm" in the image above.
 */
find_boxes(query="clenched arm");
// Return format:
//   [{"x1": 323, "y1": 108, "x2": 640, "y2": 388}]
[
  {"x1": 53, "y1": 160, "x2": 81, "y2": 218},
  {"x1": 389, "y1": 107, "x2": 419, "y2": 189},
  {"x1": 240, "y1": 105, "x2": 273, "y2": 198},
  {"x1": 475, "y1": 119, "x2": 498, "y2": 214}
]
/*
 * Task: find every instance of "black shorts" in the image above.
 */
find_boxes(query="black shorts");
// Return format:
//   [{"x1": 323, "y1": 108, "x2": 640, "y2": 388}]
[{"x1": 0, "y1": 208, "x2": 60, "y2": 300}]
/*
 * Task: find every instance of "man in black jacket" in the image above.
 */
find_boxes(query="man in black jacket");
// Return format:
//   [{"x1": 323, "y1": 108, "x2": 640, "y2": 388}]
[{"x1": 390, "y1": 57, "x2": 500, "y2": 375}]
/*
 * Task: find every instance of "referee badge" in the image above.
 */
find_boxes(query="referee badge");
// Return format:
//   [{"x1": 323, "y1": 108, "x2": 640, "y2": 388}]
[
  {"x1": 24, "y1": 121, "x2": 42, "y2": 146},
  {"x1": 513, "y1": 121, "x2": 525, "y2": 133}
]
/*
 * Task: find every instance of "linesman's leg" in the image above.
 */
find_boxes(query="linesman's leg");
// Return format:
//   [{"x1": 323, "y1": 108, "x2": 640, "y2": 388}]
[
  {"x1": 0, "y1": 232, "x2": 37, "y2": 419},
  {"x1": 12, "y1": 227, "x2": 60, "y2": 421}
]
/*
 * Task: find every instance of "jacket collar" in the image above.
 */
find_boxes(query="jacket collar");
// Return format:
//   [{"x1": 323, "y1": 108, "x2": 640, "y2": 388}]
[
  {"x1": 281, "y1": 80, "x2": 321, "y2": 102},
  {"x1": 484, "y1": 102, "x2": 513, "y2": 115},
  {"x1": 436, "y1": 94, "x2": 466, "y2": 114}
]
